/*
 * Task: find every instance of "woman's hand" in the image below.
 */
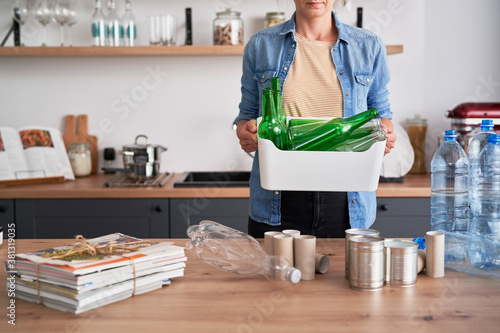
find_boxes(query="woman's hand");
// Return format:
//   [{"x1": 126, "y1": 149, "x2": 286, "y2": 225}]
[
  {"x1": 236, "y1": 119, "x2": 258, "y2": 153},
  {"x1": 380, "y1": 118, "x2": 397, "y2": 155}
]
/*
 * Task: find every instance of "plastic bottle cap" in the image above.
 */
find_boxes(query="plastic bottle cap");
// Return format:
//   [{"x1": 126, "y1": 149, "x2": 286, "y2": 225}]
[
  {"x1": 487, "y1": 133, "x2": 500, "y2": 144},
  {"x1": 482, "y1": 119, "x2": 494, "y2": 126},
  {"x1": 286, "y1": 267, "x2": 302, "y2": 283}
]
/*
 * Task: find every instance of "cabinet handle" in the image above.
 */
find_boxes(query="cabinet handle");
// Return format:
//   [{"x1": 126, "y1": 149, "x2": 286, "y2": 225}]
[
  {"x1": 380, "y1": 204, "x2": 388, "y2": 211},
  {"x1": 0, "y1": 206, "x2": 6, "y2": 213},
  {"x1": 155, "y1": 205, "x2": 163, "y2": 212}
]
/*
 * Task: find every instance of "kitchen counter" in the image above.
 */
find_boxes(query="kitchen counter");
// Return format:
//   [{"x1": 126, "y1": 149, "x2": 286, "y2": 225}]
[
  {"x1": 1, "y1": 238, "x2": 498, "y2": 333},
  {"x1": 0, "y1": 173, "x2": 430, "y2": 199}
]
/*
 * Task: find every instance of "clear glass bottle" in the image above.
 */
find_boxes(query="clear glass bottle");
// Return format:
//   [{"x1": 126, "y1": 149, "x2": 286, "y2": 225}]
[
  {"x1": 258, "y1": 88, "x2": 289, "y2": 150},
  {"x1": 91, "y1": 0, "x2": 107, "y2": 46},
  {"x1": 107, "y1": 0, "x2": 123, "y2": 47},
  {"x1": 213, "y1": 8, "x2": 243, "y2": 45},
  {"x1": 186, "y1": 220, "x2": 301, "y2": 283},
  {"x1": 468, "y1": 134, "x2": 500, "y2": 270},
  {"x1": 264, "y1": 12, "x2": 285, "y2": 28},
  {"x1": 68, "y1": 142, "x2": 92, "y2": 177},
  {"x1": 430, "y1": 130, "x2": 469, "y2": 263},
  {"x1": 122, "y1": 0, "x2": 136, "y2": 47}
]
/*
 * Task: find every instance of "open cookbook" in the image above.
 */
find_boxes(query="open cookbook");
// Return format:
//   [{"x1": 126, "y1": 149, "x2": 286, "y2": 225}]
[{"x1": 0, "y1": 126, "x2": 74, "y2": 181}]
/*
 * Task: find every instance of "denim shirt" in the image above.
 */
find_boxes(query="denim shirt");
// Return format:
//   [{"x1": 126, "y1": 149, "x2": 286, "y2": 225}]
[{"x1": 235, "y1": 12, "x2": 392, "y2": 228}]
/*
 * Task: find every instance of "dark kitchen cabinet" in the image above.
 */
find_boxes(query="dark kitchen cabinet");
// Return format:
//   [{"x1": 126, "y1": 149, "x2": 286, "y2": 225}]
[
  {"x1": 15, "y1": 199, "x2": 169, "y2": 239},
  {"x1": 0, "y1": 199, "x2": 15, "y2": 239},
  {"x1": 371, "y1": 197, "x2": 430, "y2": 238},
  {"x1": 169, "y1": 198, "x2": 249, "y2": 238}
]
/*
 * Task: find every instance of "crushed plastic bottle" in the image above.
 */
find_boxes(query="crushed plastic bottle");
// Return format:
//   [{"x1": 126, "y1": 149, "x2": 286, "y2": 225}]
[{"x1": 186, "y1": 220, "x2": 302, "y2": 283}]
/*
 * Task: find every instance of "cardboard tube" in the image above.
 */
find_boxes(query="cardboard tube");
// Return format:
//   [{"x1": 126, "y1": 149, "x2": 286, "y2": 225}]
[
  {"x1": 294, "y1": 235, "x2": 316, "y2": 280},
  {"x1": 417, "y1": 249, "x2": 426, "y2": 274},
  {"x1": 282, "y1": 229, "x2": 301, "y2": 238},
  {"x1": 264, "y1": 231, "x2": 282, "y2": 255},
  {"x1": 274, "y1": 234, "x2": 294, "y2": 267},
  {"x1": 425, "y1": 231, "x2": 445, "y2": 278},
  {"x1": 315, "y1": 253, "x2": 329, "y2": 274}
]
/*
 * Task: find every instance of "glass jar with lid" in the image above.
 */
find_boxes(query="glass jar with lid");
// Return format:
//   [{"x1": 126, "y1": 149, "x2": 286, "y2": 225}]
[
  {"x1": 264, "y1": 12, "x2": 285, "y2": 28},
  {"x1": 68, "y1": 142, "x2": 92, "y2": 177},
  {"x1": 213, "y1": 8, "x2": 243, "y2": 45}
]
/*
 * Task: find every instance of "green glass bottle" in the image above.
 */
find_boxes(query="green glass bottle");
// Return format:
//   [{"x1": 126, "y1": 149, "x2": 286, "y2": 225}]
[
  {"x1": 258, "y1": 88, "x2": 289, "y2": 150},
  {"x1": 327, "y1": 127, "x2": 387, "y2": 152},
  {"x1": 288, "y1": 118, "x2": 324, "y2": 127},
  {"x1": 290, "y1": 108, "x2": 379, "y2": 151},
  {"x1": 271, "y1": 77, "x2": 287, "y2": 125}
]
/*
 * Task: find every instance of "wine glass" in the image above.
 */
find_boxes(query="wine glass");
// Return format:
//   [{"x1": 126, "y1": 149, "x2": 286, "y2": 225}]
[
  {"x1": 11, "y1": 0, "x2": 32, "y2": 46},
  {"x1": 65, "y1": 1, "x2": 78, "y2": 46},
  {"x1": 51, "y1": 0, "x2": 68, "y2": 46},
  {"x1": 32, "y1": 0, "x2": 52, "y2": 46}
]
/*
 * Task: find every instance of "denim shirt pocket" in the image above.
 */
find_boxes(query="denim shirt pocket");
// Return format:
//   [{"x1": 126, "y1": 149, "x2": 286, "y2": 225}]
[
  {"x1": 254, "y1": 70, "x2": 277, "y2": 91},
  {"x1": 354, "y1": 73, "x2": 373, "y2": 111}
]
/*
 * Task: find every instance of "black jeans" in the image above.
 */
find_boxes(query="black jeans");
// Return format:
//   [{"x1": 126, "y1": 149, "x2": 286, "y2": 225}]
[{"x1": 248, "y1": 191, "x2": 350, "y2": 238}]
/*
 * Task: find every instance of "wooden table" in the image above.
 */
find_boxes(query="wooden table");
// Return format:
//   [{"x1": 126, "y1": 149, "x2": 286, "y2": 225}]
[{"x1": 1, "y1": 239, "x2": 499, "y2": 333}]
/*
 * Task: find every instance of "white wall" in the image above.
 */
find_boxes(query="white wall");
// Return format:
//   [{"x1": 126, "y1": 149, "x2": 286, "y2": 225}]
[{"x1": 1, "y1": 0, "x2": 499, "y2": 174}]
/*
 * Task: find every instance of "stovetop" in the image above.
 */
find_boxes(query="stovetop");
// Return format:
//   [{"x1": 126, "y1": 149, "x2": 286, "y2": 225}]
[{"x1": 102, "y1": 173, "x2": 172, "y2": 187}]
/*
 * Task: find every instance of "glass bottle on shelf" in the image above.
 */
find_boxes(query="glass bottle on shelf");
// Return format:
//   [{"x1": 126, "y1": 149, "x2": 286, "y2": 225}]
[
  {"x1": 122, "y1": 0, "x2": 136, "y2": 47},
  {"x1": 106, "y1": 0, "x2": 123, "y2": 47},
  {"x1": 258, "y1": 88, "x2": 289, "y2": 150},
  {"x1": 91, "y1": 0, "x2": 107, "y2": 46}
]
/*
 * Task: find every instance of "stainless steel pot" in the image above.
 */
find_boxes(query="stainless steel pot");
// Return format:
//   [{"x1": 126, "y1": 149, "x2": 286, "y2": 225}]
[{"x1": 102, "y1": 135, "x2": 167, "y2": 180}]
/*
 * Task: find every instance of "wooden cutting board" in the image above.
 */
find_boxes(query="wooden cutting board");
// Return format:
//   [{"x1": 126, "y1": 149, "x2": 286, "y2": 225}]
[{"x1": 62, "y1": 114, "x2": 98, "y2": 174}]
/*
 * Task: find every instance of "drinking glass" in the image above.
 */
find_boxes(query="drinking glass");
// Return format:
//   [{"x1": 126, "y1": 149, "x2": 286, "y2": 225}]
[
  {"x1": 161, "y1": 14, "x2": 177, "y2": 46},
  {"x1": 32, "y1": 0, "x2": 52, "y2": 46},
  {"x1": 51, "y1": 0, "x2": 68, "y2": 46},
  {"x1": 11, "y1": 0, "x2": 32, "y2": 46},
  {"x1": 149, "y1": 15, "x2": 162, "y2": 45}
]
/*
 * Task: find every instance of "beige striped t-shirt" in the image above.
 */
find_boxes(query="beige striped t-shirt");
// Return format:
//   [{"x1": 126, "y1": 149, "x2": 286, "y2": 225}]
[{"x1": 283, "y1": 33, "x2": 343, "y2": 118}]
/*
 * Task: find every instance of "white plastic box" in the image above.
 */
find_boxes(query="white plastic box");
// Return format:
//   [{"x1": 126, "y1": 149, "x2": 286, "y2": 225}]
[{"x1": 257, "y1": 118, "x2": 386, "y2": 192}]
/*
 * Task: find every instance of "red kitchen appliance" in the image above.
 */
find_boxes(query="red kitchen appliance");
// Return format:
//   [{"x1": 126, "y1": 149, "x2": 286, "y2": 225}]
[{"x1": 445, "y1": 102, "x2": 500, "y2": 152}]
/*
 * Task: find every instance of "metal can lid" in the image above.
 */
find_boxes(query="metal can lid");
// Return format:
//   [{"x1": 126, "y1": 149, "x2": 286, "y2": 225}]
[
  {"x1": 345, "y1": 228, "x2": 380, "y2": 237},
  {"x1": 384, "y1": 240, "x2": 418, "y2": 254}
]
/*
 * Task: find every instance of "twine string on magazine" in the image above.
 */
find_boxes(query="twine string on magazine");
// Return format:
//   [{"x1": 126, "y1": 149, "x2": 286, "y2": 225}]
[{"x1": 35, "y1": 235, "x2": 150, "y2": 304}]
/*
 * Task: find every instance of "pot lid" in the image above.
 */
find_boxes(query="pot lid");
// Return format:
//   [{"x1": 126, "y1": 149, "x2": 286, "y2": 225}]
[{"x1": 123, "y1": 135, "x2": 165, "y2": 150}]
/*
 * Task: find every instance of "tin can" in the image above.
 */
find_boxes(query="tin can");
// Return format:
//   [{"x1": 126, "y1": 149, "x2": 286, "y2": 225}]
[
  {"x1": 345, "y1": 228, "x2": 380, "y2": 279},
  {"x1": 349, "y1": 235, "x2": 385, "y2": 291},
  {"x1": 384, "y1": 239, "x2": 418, "y2": 287}
]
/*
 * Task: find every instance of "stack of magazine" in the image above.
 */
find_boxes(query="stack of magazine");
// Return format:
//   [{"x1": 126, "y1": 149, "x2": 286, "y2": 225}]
[{"x1": 4, "y1": 233, "x2": 187, "y2": 314}]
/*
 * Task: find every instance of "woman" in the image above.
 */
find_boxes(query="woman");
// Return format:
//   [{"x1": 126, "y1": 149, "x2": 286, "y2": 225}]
[{"x1": 235, "y1": 0, "x2": 397, "y2": 238}]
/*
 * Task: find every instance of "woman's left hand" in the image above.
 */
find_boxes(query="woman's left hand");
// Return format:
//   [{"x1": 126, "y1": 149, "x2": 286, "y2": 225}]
[{"x1": 380, "y1": 118, "x2": 397, "y2": 155}]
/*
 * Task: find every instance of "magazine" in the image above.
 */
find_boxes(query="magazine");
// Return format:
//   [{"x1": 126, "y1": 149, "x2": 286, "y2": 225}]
[
  {"x1": 0, "y1": 126, "x2": 74, "y2": 180},
  {"x1": 4, "y1": 233, "x2": 187, "y2": 314}
]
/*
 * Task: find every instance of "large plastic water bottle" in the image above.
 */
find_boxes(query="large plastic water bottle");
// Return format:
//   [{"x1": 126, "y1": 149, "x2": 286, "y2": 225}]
[
  {"x1": 185, "y1": 220, "x2": 302, "y2": 283},
  {"x1": 431, "y1": 130, "x2": 470, "y2": 262},
  {"x1": 468, "y1": 133, "x2": 500, "y2": 270},
  {"x1": 468, "y1": 119, "x2": 496, "y2": 163}
]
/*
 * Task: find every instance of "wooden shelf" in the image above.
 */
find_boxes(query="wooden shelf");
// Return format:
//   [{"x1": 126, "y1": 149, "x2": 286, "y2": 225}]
[
  {"x1": 0, "y1": 44, "x2": 404, "y2": 57},
  {"x1": 386, "y1": 44, "x2": 403, "y2": 55},
  {"x1": 0, "y1": 45, "x2": 246, "y2": 56}
]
